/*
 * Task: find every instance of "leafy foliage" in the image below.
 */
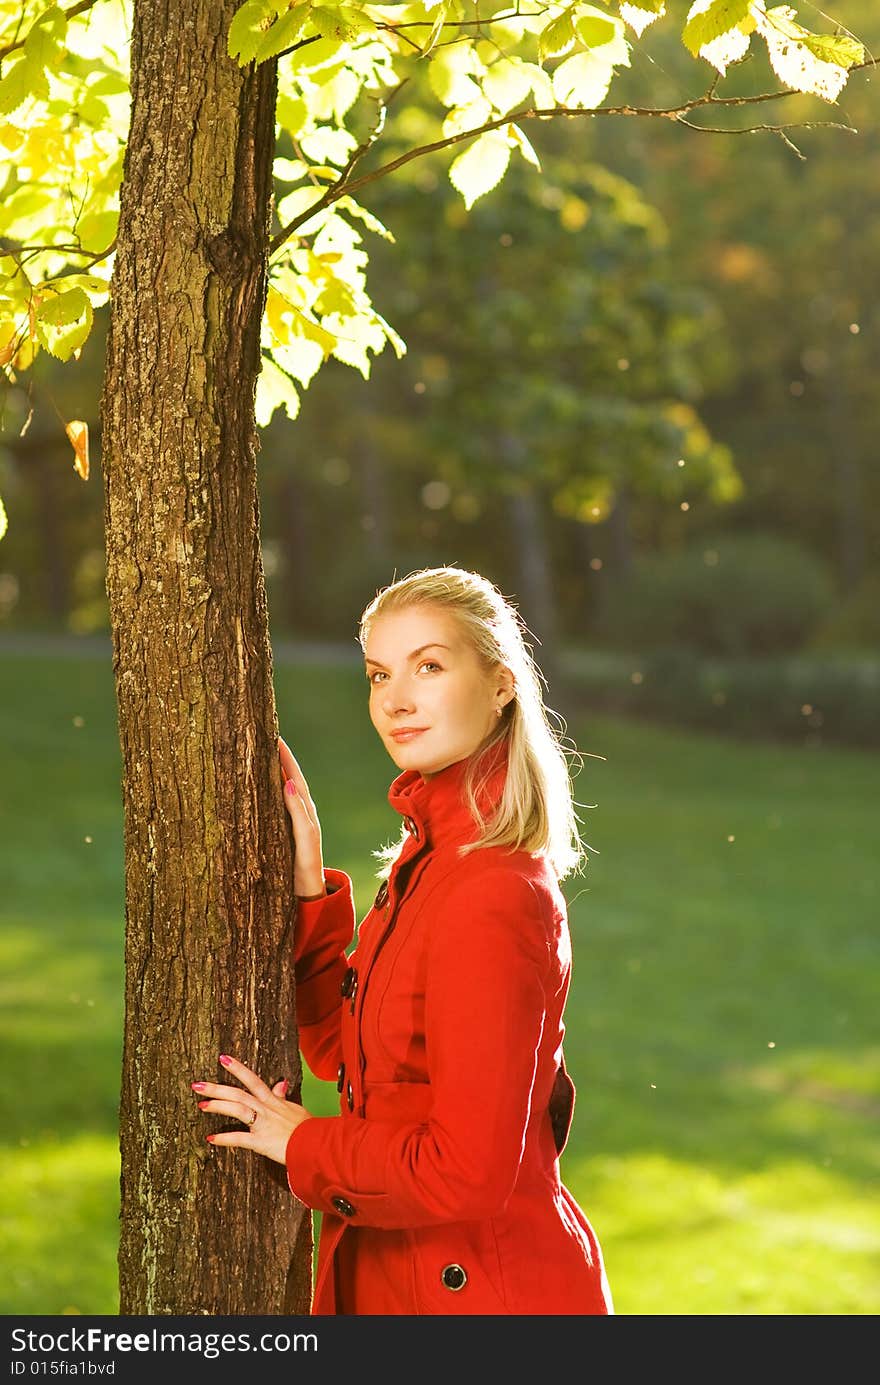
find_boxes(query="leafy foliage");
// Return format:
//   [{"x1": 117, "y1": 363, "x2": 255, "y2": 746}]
[{"x1": 0, "y1": 0, "x2": 869, "y2": 529}]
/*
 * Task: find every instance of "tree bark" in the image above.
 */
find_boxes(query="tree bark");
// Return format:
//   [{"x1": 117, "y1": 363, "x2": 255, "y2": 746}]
[{"x1": 100, "y1": 0, "x2": 311, "y2": 1314}]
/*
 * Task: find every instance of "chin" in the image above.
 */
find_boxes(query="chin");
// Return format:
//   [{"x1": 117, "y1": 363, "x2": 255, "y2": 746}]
[{"x1": 385, "y1": 740, "x2": 440, "y2": 775}]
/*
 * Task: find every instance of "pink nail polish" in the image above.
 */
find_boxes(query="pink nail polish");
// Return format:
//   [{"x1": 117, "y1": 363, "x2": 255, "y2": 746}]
[
  {"x1": 191, "y1": 1082, "x2": 206, "y2": 1090},
  {"x1": 281, "y1": 1079, "x2": 289, "y2": 1094},
  {"x1": 206, "y1": 1135, "x2": 215, "y2": 1143},
  {"x1": 219, "y1": 1055, "x2": 232, "y2": 1066},
  {"x1": 284, "y1": 779, "x2": 297, "y2": 796},
  {"x1": 198, "y1": 1101, "x2": 209, "y2": 1109}
]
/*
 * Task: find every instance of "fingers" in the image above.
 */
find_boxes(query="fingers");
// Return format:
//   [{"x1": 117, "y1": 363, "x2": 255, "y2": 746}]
[
  {"x1": 197, "y1": 1097, "x2": 258, "y2": 1125},
  {"x1": 191, "y1": 1055, "x2": 273, "y2": 1105},
  {"x1": 278, "y1": 737, "x2": 311, "y2": 798},
  {"x1": 218, "y1": 1052, "x2": 276, "y2": 1101}
]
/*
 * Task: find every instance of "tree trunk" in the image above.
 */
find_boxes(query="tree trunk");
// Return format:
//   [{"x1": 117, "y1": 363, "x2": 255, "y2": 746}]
[{"x1": 100, "y1": 0, "x2": 311, "y2": 1314}]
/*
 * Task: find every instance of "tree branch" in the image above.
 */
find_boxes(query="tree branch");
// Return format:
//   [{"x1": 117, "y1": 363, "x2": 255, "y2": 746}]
[{"x1": 269, "y1": 79, "x2": 867, "y2": 253}]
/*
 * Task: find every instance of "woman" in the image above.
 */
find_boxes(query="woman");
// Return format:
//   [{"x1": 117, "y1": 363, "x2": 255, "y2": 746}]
[{"x1": 193, "y1": 566, "x2": 613, "y2": 1315}]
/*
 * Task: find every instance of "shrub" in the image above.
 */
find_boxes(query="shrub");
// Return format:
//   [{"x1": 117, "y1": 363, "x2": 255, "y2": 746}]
[
  {"x1": 561, "y1": 645, "x2": 880, "y2": 747},
  {"x1": 807, "y1": 569, "x2": 880, "y2": 655},
  {"x1": 597, "y1": 532, "x2": 836, "y2": 656}
]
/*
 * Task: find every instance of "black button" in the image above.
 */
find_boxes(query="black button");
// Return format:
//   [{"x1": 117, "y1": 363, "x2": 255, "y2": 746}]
[
  {"x1": 403, "y1": 816, "x2": 419, "y2": 840},
  {"x1": 346, "y1": 1081, "x2": 354, "y2": 1111},
  {"x1": 374, "y1": 881, "x2": 389, "y2": 909},
  {"x1": 441, "y1": 1264, "x2": 467, "y2": 1291},
  {"x1": 336, "y1": 1062, "x2": 345, "y2": 1092},
  {"x1": 331, "y1": 1196, "x2": 356, "y2": 1218},
  {"x1": 340, "y1": 966, "x2": 358, "y2": 999}
]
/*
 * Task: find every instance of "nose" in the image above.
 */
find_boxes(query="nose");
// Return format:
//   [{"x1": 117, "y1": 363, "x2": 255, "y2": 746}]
[{"x1": 381, "y1": 673, "x2": 416, "y2": 719}]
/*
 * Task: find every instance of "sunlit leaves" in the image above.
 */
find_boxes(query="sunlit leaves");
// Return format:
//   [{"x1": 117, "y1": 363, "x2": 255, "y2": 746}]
[
  {"x1": 35, "y1": 286, "x2": 94, "y2": 360},
  {"x1": 428, "y1": 43, "x2": 487, "y2": 108},
  {"x1": 481, "y1": 58, "x2": 534, "y2": 117},
  {"x1": 0, "y1": 0, "x2": 128, "y2": 385},
  {"x1": 227, "y1": 0, "x2": 280, "y2": 65},
  {"x1": 254, "y1": 5, "x2": 310, "y2": 62},
  {"x1": 0, "y1": 0, "x2": 869, "y2": 442},
  {"x1": 681, "y1": 0, "x2": 862, "y2": 92},
  {"x1": 682, "y1": 0, "x2": 753, "y2": 58},
  {"x1": 618, "y1": 2, "x2": 666, "y2": 40},
  {"x1": 553, "y1": 51, "x2": 617, "y2": 109},
  {"x1": 754, "y1": 5, "x2": 864, "y2": 101},
  {"x1": 255, "y1": 355, "x2": 300, "y2": 426},
  {"x1": 538, "y1": 12, "x2": 577, "y2": 63},
  {"x1": 449, "y1": 130, "x2": 511, "y2": 210},
  {"x1": 506, "y1": 123, "x2": 541, "y2": 171}
]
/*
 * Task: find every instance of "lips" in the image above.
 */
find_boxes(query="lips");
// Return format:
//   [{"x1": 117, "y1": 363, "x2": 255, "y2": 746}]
[{"x1": 390, "y1": 727, "x2": 428, "y2": 741}]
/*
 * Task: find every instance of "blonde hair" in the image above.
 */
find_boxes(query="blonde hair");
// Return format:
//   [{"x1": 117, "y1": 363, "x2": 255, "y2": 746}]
[{"x1": 358, "y1": 565, "x2": 590, "y2": 881}]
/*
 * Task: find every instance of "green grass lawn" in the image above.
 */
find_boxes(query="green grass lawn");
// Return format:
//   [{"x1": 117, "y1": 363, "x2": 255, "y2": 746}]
[{"x1": 1, "y1": 642, "x2": 877, "y2": 1315}]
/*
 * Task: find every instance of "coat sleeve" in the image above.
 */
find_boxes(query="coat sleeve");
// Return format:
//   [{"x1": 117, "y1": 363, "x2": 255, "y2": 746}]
[
  {"x1": 293, "y1": 867, "x2": 356, "y2": 1082},
  {"x1": 285, "y1": 867, "x2": 552, "y2": 1228}
]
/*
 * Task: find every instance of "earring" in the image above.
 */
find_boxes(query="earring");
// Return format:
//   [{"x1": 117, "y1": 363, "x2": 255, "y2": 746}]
[{"x1": 496, "y1": 706, "x2": 503, "y2": 717}]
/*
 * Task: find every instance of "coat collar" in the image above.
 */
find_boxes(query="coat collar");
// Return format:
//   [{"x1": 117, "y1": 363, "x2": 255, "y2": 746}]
[{"x1": 386, "y1": 736, "x2": 509, "y2": 849}]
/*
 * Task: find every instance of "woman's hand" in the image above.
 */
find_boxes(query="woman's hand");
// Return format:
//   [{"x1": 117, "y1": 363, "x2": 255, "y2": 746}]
[
  {"x1": 278, "y1": 735, "x2": 326, "y2": 900},
  {"x1": 192, "y1": 1054, "x2": 312, "y2": 1166}
]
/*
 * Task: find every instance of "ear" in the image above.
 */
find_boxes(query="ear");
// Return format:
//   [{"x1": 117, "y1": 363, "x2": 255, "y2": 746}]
[{"x1": 494, "y1": 665, "x2": 516, "y2": 707}]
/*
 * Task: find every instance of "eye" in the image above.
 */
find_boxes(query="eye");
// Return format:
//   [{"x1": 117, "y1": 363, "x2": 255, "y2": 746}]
[
  {"x1": 418, "y1": 661, "x2": 442, "y2": 674},
  {"x1": 367, "y1": 670, "x2": 387, "y2": 685}
]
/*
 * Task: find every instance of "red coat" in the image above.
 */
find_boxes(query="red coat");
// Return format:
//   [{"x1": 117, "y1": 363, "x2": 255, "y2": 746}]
[{"x1": 285, "y1": 742, "x2": 613, "y2": 1315}]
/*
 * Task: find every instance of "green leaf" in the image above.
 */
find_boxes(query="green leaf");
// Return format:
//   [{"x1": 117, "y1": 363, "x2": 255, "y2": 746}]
[
  {"x1": 37, "y1": 287, "x2": 91, "y2": 327},
  {"x1": 272, "y1": 335, "x2": 325, "y2": 389},
  {"x1": 292, "y1": 307, "x2": 338, "y2": 356},
  {"x1": 481, "y1": 58, "x2": 534, "y2": 116},
  {"x1": 75, "y1": 208, "x2": 118, "y2": 255},
  {"x1": 35, "y1": 287, "x2": 93, "y2": 360},
  {"x1": 51, "y1": 274, "x2": 111, "y2": 299},
  {"x1": 428, "y1": 42, "x2": 485, "y2": 108},
  {"x1": 273, "y1": 157, "x2": 308, "y2": 183},
  {"x1": 228, "y1": 0, "x2": 275, "y2": 66},
  {"x1": 449, "y1": 131, "x2": 512, "y2": 210},
  {"x1": 310, "y1": 5, "x2": 373, "y2": 43},
  {"x1": 802, "y1": 32, "x2": 865, "y2": 69},
  {"x1": 0, "y1": 57, "x2": 48, "y2": 116},
  {"x1": 507, "y1": 122, "x2": 541, "y2": 170},
  {"x1": 572, "y1": 9, "x2": 618, "y2": 48},
  {"x1": 275, "y1": 185, "x2": 328, "y2": 234},
  {"x1": 276, "y1": 93, "x2": 309, "y2": 135},
  {"x1": 755, "y1": 11, "x2": 854, "y2": 100},
  {"x1": 335, "y1": 195, "x2": 395, "y2": 242},
  {"x1": 299, "y1": 125, "x2": 357, "y2": 166},
  {"x1": 88, "y1": 72, "x2": 130, "y2": 97},
  {"x1": 255, "y1": 354, "x2": 299, "y2": 426},
  {"x1": 539, "y1": 11, "x2": 577, "y2": 62},
  {"x1": 618, "y1": 3, "x2": 665, "y2": 40},
  {"x1": 552, "y1": 50, "x2": 615, "y2": 107},
  {"x1": 313, "y1": 275, "x2": 358, "y2": 318},
  {"x1": 255, "y1": 6, "x2": 309, "y2": 63},
  {"x1": 682, "y1": 0, "x2": 751, "y2": 58}
]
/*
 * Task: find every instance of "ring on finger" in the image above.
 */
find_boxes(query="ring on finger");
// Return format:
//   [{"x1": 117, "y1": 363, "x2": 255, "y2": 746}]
[{"x1": 245, "y1": 1107, "x2": 257, "y2": 1125}]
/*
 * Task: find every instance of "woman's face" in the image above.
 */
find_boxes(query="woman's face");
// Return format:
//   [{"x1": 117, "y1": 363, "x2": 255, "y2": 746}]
[{"x1": 364, "y1": 604, "x2": 513, "y2": 778}]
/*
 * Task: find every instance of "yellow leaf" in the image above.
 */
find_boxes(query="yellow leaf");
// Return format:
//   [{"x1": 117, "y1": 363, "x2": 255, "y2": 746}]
[{"x1": 66, "y1": 420, "x2": 89, "y2": 479}]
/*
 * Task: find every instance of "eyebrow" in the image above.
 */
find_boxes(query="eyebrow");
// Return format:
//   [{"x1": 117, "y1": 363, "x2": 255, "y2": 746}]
[{"x1": 364, "y1": 642, "x2": 451, "y2": 670}]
